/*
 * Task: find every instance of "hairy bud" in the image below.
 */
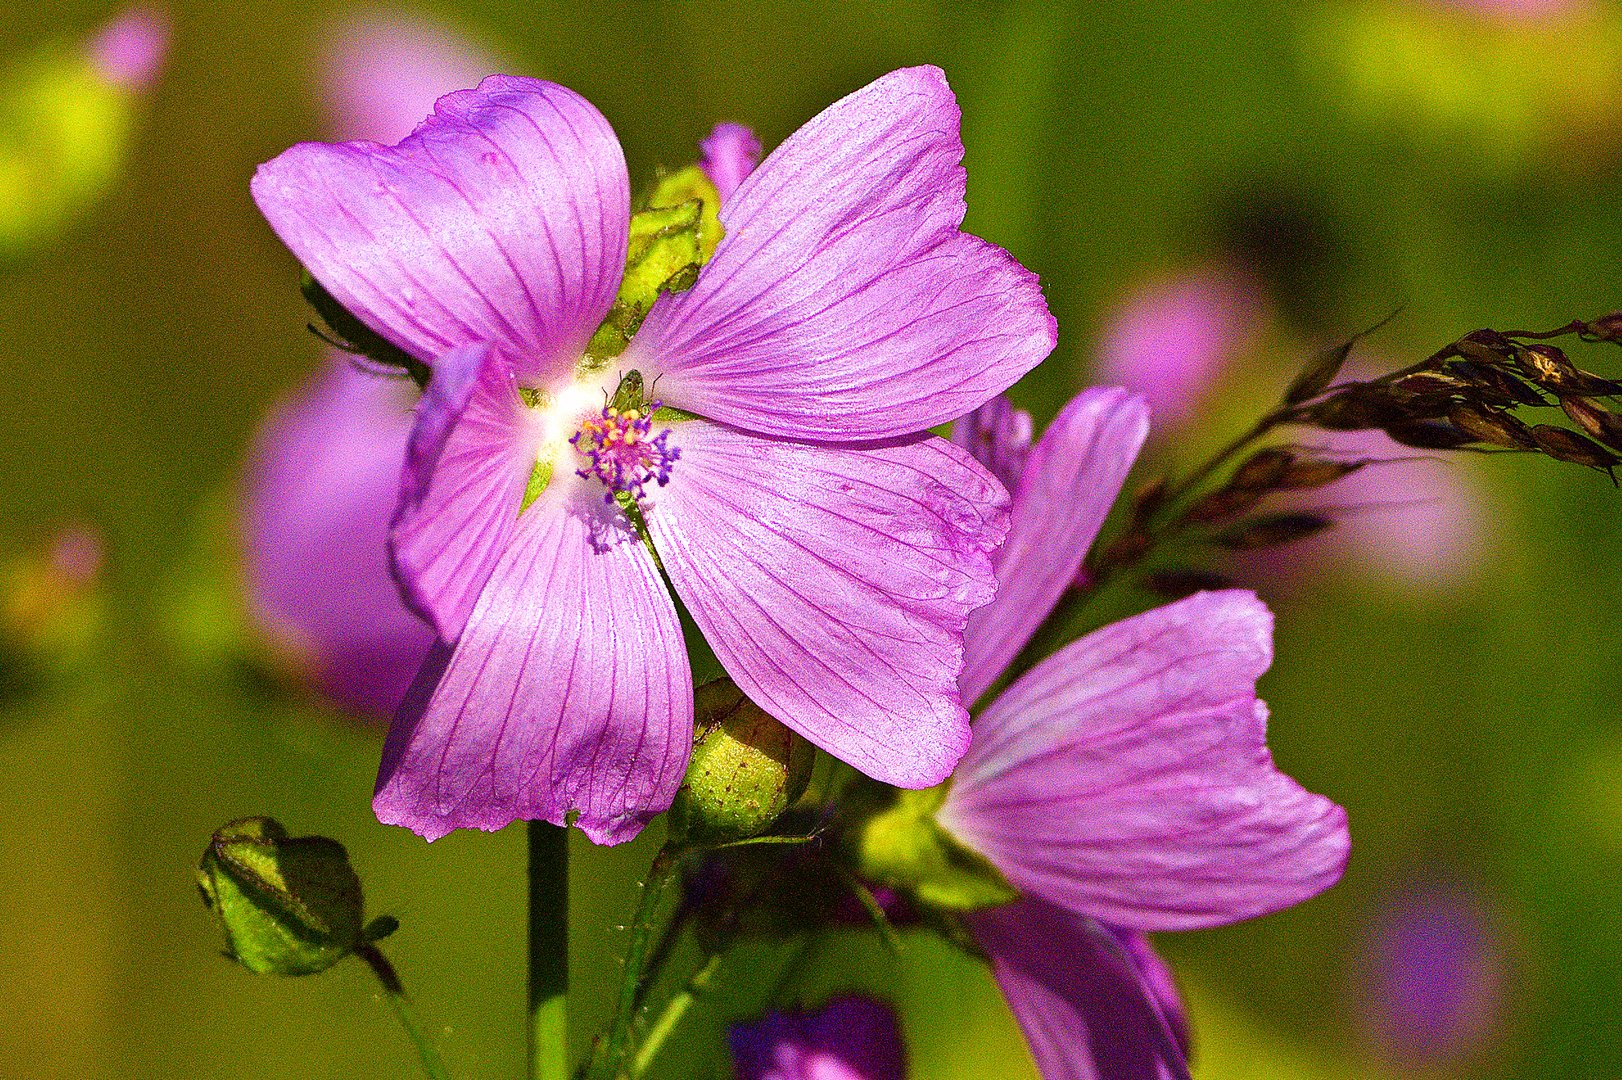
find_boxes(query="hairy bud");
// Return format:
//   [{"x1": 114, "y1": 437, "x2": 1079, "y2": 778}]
[{"x1": 669, "y1": 680, "x2": 815, "y2": 846}]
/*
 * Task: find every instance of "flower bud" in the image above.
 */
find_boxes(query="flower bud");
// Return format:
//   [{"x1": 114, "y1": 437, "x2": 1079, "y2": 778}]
[
  {"x1": 854, "y1": 786, "x2": 1017, "y2": 912},
  {"x1": 668, "y1": 679, "x2": 814, "y2": 846},
  {"x1": 197, "y1": 817, "x2": 393, "y2": 976}
]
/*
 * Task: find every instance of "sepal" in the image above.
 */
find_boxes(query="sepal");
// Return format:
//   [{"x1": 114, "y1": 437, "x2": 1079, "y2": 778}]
[
  {"x1": 855, "y1": 785, "x2": 1018, "y2": 911},
  {"x1": 196, "y1": 817, "x2": 382, "y2": 976}
]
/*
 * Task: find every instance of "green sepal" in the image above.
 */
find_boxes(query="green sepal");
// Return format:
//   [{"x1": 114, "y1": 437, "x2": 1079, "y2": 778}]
[
  {"x1": 580, "y1": 167, "x2": 725, "y2": 370},
  {"x1": 301, "y1": 272, "x2": 431, "y2": 389},
  {"x1": 196, "y1": 817, "x2": 372, "y2": 977},
  {"x1": 856, "y1": 786, "x2": 1019, "y2": 911},
  {"x1": 644, "y1": 165, "x2": 724, "y2": 262},
  {"x1": 520, "y1": 459, "x2": 554, "y2": 514}
]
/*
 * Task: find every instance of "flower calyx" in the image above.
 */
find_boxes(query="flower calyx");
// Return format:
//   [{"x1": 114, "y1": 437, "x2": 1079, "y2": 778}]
[
  {"x1": 197, "y1": 816, "x2": 397, "y2": 976},
  {"x1": 854, "y1": 786, "x2": 1018, "y2": 912},
  {"x1": 583, "y1": 166, "x2": 725, "y2": 368}
]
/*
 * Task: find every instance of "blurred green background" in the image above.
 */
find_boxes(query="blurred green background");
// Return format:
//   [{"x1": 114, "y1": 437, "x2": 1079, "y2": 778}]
[{"x1": 1, "y1": 0, "x2": 1619, "y2": 1076}]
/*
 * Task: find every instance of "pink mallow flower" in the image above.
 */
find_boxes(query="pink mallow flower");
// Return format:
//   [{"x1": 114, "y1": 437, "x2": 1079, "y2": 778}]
[
  {"x1": 730, "y1": 997, "x2": 906, "y2": 1080},
  {"x1": 935, "y1": 391, "x2": 1351, "y2": 1078},
  {"x1": 243, "y1": 14, "x2": 504, "y2": 719},
  {"x1": 251, "y1": 68, "x2": 1053, "y2": 844}
]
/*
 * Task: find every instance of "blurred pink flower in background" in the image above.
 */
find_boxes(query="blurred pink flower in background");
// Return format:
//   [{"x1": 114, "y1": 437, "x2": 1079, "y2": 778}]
[
  {"x1": 88, "y1": 5, "x2": 169, "y2": 92},
  {"x1": 243, "y1": 363, "x2": 434, "y2": 718},
  {"x1": 319, "y1": 12, "x2": 500, "y2": 144},
  {"x1": 1436, "y1": 0, "x2": 1590, "y2": 20},
  {"x1": 1353, "y1": 877, "x2": 1510, "y2": 1067},
  {"x1": 243, "y1": 11, "x2": 499, "y2": 719},
  {"x1": 1092, "y1": 266, "x2": 1265, "y2": 431}
]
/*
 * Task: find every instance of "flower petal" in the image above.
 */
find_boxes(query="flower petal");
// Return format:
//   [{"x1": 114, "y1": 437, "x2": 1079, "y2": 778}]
[
  {"x1": 959, "y1": 388, "x2": 1149, "y2": 705},
  {"x1": 940, "y1": 590, "x2": 1350, "y2": 931},
  {"x1": 243, "y1": 356, "x2": 435, "y2": 718},
  {"x1": 949, "y1": 393, "x2": 1033, "y2": 492},
  {"x1": 644, "y1": 423, "x2": 1007, "y2": 788},
  {"x1": 389, "y1": 342, "x2": 537, "y2": 642},
  {"x1": 252, "y1": 75, "x2": 628, "y2": 382},
  {"x1": 699, "y1": 122, "x2": 761, "y2": 204},
  {"x1": 968, "y1": 900, "x2": 1189, "y2": 1080},
  {"x1": 374, "y1": 480, "x2": 692, "y2": 845},
  {"x1": 628, "y1": 66, "x2": 1055, "y2": 441}
]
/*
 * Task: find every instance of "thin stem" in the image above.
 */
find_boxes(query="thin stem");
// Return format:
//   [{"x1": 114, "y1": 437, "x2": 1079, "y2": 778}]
[
  {"x1": 359, "y1": 945, "x2": 452, "y2": 1080},
  {"x1": 589, "y1": 844, "x2": 682, "y2": 1080},
  {"x1": 529, "y1": 821, "x2": 569, "y2": 1080},
  {"x1": 630, "y1": 951, "x2": 722, "y2": 1078},
  {"x1": 630, "y1": 902, "x2": 691, "y2": 1016}
]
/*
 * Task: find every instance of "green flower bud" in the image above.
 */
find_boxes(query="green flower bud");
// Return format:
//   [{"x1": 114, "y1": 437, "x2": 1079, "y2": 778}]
[
  {"x1": 855, "y1": 786, "x2": 1017, "y2": 912},
  {"x1": 669, "y1": 679, "x2": 814, "y2": 846},
  {"x1": 197, "y1": 817, "x2": 393, "y2": 976}
]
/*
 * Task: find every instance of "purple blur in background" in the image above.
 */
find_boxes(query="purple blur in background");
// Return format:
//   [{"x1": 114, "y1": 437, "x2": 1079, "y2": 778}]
[
  {"x1": 1354, "y1": 878, "x2": 1509, "y2": 1066},
  {"x1": 1092, "y1": 266, "x2": 1264, "y2": 431},
  {"x1": 243, "y1": 361, "x2": 434, "y2": 718},
  {"x1": 320, "y1": 13, "x2": 500, "y2": 143},
  {"x1": 730, "y1": 996, "x2": 907, "y2": 1080}
]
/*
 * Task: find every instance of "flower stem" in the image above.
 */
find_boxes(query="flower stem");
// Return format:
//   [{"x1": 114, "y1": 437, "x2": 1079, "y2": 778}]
[
  {"x1": 359, "y1": 944, "x2": 452, "y2": 1080},
  {"x1": 588, "y1": 844, "x2": 681, "y2": 1080},
  {"x1": 630, "y1": 950, "x2": 722, "y2": 1078},
  {"x1": 528, "y1": 820, "x2": 569, "y2": 1080}
]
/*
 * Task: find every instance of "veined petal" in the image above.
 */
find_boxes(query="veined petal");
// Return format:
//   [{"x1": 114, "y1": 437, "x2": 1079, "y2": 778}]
[
  {"x1": 244, "y1": 357, "x2": 435, "y2": 718},
  {"x1": 390, "y1": 342, "x2": 537, "y2": 642},
  {"x1": 374, "y1": 480, "x2": 692, "y2": 845},
  {"x1": 940, "y1": 591, "x2": 1350, "y2": 931},
  {"x1": 252, "y1": 75, "x2": 629, "y2": 382},
  {"x1": 968, "y1": 901, "x2": 1189, "y2": 1080},
  {"x1": 949, "y1": 394, "x2": 1033, "y2": 492},
  {"x1": 627, "y1": 66, "x2": 1055, "y2": 441},
  {"x1": 959, "y1": 388, "x2": 1149, "y2": 705},
  {"x1": 645, "y1": 423, "x2": 1007, "y2": 788}
]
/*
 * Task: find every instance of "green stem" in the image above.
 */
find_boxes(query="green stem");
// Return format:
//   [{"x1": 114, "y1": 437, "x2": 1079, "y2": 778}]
[
  {"x1": 630, "y1": 951, "x2": 722, "y2": 1078},
  {"x1": 589, "y1": 844, "x2": 681, "y2": 1080},
  {"x1": 529, "y1": 821, "x2": 569, "y2": 1080},
  {"x1": 359, "y1": 945, "x2": 452, "y2": 1080}
]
